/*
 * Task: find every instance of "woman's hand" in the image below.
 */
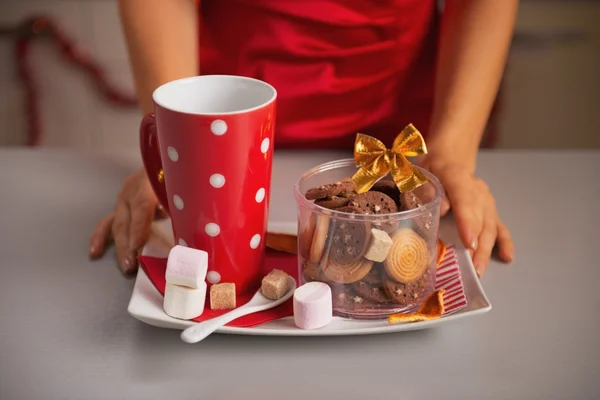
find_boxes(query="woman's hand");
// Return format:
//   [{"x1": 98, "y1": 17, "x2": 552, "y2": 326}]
[
  {"x1": 421, "y1": 156, "x2": 514, "y2": 277},
  {"x1": 89, "y1": 169, "x2": 161, "y2": 274}
]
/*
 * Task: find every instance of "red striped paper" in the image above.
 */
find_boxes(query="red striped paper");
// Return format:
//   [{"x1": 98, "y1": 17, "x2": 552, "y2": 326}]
[{"x1": 435, "y1": 245, "x2": 468, "y2": 315}]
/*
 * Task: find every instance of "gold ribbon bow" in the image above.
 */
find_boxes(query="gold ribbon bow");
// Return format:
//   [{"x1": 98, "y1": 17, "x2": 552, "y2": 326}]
[{"x1": 351, "y1": 124, "x2": 428, "y2": 193}]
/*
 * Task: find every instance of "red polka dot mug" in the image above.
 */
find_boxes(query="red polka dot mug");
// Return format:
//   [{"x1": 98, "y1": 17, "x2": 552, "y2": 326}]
[{"x1": 140, "y1": 75, "x2": 277, "y2": 295}]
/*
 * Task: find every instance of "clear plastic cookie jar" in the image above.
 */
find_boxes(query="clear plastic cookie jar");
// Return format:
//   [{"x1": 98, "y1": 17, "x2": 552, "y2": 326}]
[{"x1": 294, "y1": 158, "x2": 444, "y2": 319}]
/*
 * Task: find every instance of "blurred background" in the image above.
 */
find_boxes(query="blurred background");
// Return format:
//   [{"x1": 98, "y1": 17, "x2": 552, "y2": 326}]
[{"x1": 0, "y1": 0, "x2": 599, "y2": 150}]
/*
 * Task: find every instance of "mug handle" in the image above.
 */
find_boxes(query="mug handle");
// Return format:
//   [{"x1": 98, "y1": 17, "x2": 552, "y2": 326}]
[{"x1": 140, "y1": 113, "x2": 170, "y2": 213}]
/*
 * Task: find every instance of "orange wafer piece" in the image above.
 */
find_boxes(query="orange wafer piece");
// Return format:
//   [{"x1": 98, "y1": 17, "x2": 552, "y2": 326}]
[
  {"x1": 266, "y1": 232, "x2": 298, "y2": 255},
  {"x1": 436, "y1": 239, "x2": 447, "y2": 267},
  {"x1": 387, "y1": 289, "x2": 445, "y2": 324}
]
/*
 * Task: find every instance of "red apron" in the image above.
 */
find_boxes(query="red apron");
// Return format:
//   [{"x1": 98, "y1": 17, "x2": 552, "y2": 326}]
[{"x1": 197, "y1": 0, "x2": 439, "y2": 149}]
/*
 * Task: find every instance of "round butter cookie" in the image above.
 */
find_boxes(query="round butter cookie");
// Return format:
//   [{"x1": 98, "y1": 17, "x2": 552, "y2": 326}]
[
  {"x1": 323, "y1": 258, "x2": 373, "y2": 284},
  {"x1": 383, "y1": 228, "x2": 429, "y2": 283},
  {"x1": 309, "y1": 214, "x2": 330, "y2": 263}
]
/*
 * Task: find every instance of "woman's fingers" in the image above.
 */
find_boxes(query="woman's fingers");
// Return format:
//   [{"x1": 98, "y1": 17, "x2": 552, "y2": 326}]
[
  {"x1": 129, "y1": 178, "x2": 158, "y2": 254},
  {"x1": 472, "y1": 209, "x2": 497, "y2": 277},
  {"x1": 445, "y1": 181, "x2": 482, "y2": 252},
  {"x1": 495, "y1": 219, "x2": 515, "y2": 263},
  {"x1": 440, "y1": 196, "x2": 451, "y2": 216},
  {"x1": 422, "y1": 158, "x2": 515, "y2": 275},
  {"x1": 89, "y1": 170, "x2": 159, "y2": 275},
  {"x1": 89, "y1": 211, "x2": 115, "y2": 259},
  {"x1": 112, "y1": 201, "x2": 136, "y2": 274},
  {"x1": 473, "y1": 221, "x2": 498, "y2": 276},
  {"x1": 453, "y1": 205, "x2": 479, "y2": 252},
  {"x1": 154, "y1": 204, "x2": 168, "y2": 220},
  {"x1": 128, "y1": 196, "x2": 156, "y2": 255}
]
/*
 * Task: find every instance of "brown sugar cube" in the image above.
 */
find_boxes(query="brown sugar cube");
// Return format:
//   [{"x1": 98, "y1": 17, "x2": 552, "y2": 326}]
[
  {"x1": 210, "y1": 283, "x2": 236, "y2": 310},
  {"x1": 261, "y1": 269, "x2": 290, "y2": 300}
]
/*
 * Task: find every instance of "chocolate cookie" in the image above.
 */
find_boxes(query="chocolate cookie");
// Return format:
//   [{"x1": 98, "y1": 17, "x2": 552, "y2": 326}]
[
  {"x1": 361, "y1": 263, "x2": 385, "y2": 285},
  {"x1": 331, "y1": 285, "x2": 368, "y2": 311},
  {"x1": 328, "y1": 209, "x2": 371, "y2": 264},
  {"x1": 383, "y1": 269, "x2": 434, "y2": 308},
  {"x1": 400, "y1": 191, "x2": 434, "y2": 234},
  {"x1": 352, "y1": 280, "x2": 390, "y2": 303},
  {"x1": 370, "y1": 180, "x2": 401, "y2": 208},
  {"x1": 314, "y1": 195, "x2": 353, "y2": 210},
  {"x1": 400, "y1": 190, "x2": 422, "y2": 210},
  {"x1": 349, "y1": 191, "x2": 398, "y2": 215},
  {"x1": 334, "y1": 205, "x2": 363, "y2": 214},
  {"x1": 305, "y1": 179, "x2": 357, "y2": 200}
]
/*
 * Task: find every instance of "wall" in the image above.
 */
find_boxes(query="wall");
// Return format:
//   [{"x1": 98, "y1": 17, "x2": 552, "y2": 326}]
[
  {"x1": 0, "y1": 0, "x2": 137, "y2": 149},
  {"x1": 0, "y1": 0, "x2": 599, "y2": 150},
  {"x1": 502, "y1": 1, "x2": 600, "y2": 149}
]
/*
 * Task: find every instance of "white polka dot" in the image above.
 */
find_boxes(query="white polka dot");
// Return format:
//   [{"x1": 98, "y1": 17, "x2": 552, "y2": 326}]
[
  {"x1": 173, "y1": 195, "x2": 184, "y2": 210},
  {"x1": 178, "y1": 238, "x2": 188, "y2": 247},
  {"x1": 205, "y1": 223, "x2": 220, "y2": 237},
  {"x1": 255, "y1": 188, "x2": 265, "y2": 203},
  {"x1": 210, "y1": 120, "x2": 227, "y2": 136},
  {"x1": 167, "y1": 147, "x2": 179, "y2": 162},
  {"x1": 250, "y1": 234, "x2": 261, "y2": 249},
  {"x1": 209, "y1": 174, "x2": 225, "y2": 188},
  {"x1": 207, "y1": 271, "x2": 221, "y2": 284},
  {"x1": 261, "y1": 138, "x2": 270, "y2": 154}
]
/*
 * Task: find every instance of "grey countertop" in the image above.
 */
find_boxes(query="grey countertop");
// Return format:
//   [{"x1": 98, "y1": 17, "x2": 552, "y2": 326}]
[{"x1": 0, "y1": 148, "x2": 599, "y2": 400}]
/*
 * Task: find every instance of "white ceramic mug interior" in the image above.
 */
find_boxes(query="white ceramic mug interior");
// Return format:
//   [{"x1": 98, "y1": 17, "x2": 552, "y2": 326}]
[{"x1": 152, "y1": 75, "x2": 277, "y2": 115}]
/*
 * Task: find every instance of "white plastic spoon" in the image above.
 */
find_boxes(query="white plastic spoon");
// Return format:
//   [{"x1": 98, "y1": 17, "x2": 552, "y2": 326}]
[{"x1": 180, "y1": 276, "x2": 297, "y2": 344}]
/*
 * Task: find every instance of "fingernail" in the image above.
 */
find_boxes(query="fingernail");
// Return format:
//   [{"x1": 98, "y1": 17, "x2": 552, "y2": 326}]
[
  {"x1": 122, "y1": 255, "x2": 136, "y2": 272},
  {"x1": 470, "y1": 238, "x2": 478, "y2": 251},
  {"x1": 89, "y1": 245, "x2": 95, "y2": 255},
  {"x1": 476, "y1": 269, "x2": 481, "y2": 278},
  {"x1": 501, "y1": 250, "x2": 514, "y2": 263}
]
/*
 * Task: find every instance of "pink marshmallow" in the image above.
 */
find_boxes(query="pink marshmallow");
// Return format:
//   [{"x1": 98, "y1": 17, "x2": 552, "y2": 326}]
[
  {"x1": 165, "y1": 245, "x2": 208, "y2": 289},
  {"x1": 293, "y1": 282, "x2": 332, "y2": 330}
]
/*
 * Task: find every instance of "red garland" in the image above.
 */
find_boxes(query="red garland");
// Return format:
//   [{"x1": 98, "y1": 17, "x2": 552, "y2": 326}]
[{"x1": 9, "y1": 16, "x2": 138, "y2": 146}]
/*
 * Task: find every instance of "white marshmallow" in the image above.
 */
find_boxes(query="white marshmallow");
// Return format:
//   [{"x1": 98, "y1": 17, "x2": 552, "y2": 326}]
[
  {"x1": 293, "y1": 282, "x2": 332, "y2": 330},
  {"x1": 165, "y1": 245, "x2": 208, "y2": 288},
  {"x1": 364, "y1": 228, "x2": 393, "y2": 262},
  {"x1": 163, "y1": 282, "x2": 207, "y2": 320}
]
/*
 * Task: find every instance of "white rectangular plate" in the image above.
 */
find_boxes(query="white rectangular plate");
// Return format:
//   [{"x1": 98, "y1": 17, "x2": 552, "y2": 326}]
[{"x1": 127, "y1": 218, "x2": 491, "y2": 336}]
